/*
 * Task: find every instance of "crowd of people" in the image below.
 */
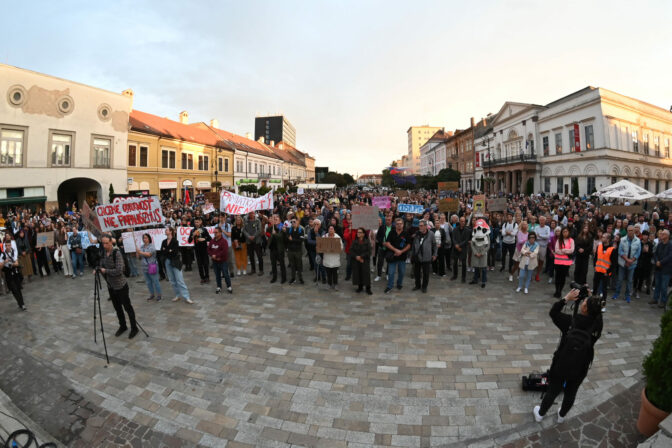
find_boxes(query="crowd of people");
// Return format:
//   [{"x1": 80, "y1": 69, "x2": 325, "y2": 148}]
[{"x1": 1, "y1": 188, "x2": 671, "y2": 318}]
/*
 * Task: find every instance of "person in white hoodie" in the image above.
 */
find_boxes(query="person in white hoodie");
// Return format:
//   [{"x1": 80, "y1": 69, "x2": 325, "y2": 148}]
[{"x1": 322, "y1": 225, "x2": 344, "y2": 290}]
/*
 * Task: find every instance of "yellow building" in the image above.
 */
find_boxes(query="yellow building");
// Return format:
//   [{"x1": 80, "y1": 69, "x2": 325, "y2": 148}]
[
  {"x1": 127, "y1": 110, "x2": 234, "y2": 201},
  {"x1": 407, "y1": 125, "x2": 443, "y2": 173}
]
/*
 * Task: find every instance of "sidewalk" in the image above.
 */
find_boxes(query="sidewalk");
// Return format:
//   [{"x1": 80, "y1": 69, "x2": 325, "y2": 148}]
[{"x1": 0, "y1": 388, "x2": 63, "y2": 448}]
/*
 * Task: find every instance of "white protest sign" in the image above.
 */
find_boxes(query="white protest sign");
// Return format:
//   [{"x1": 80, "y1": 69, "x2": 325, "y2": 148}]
[
  {"x1": 220, "y1": 191, "x2": 273, "y2": 215},
  {"x1": 95, "y1": 197, "x2": 165, "y2": 231},
  {"x1": 203, "y1": 204, "x2": 215, "y2": 215},
  {"x1": 176, "y1": 226, "x2": 216, "y2": 247},
  {"x1": 122, "y1": 228, "x2": 167, "y2": 251}
]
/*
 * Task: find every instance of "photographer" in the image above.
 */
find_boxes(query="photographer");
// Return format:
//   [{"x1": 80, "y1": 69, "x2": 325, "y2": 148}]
[
  {"x1": 533, "y1": 286, "x2": 603, "y2": 423},
  {"x1": 0, "y1": 234, "x2": 26, "y2": 311},
  {"x1": 94, "y1": 235, "x2": 138, "y2": 339}
]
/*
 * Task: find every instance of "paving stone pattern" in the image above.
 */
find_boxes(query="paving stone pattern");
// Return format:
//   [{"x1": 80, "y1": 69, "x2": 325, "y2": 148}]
[{"x1": 0, "y1": 260, "x2": 663, "y2": 447}]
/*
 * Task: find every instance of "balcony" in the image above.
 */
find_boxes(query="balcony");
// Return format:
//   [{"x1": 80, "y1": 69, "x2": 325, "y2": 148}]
[
  {"x1": 258, "y1": 172, "x2": 271, "y2": 179},
  {"x1": 482, "y1": 153, "x2": 537, "y2": 168}
]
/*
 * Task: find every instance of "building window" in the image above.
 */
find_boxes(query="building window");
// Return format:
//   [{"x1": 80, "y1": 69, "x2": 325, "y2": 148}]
[
  {"x1": 585, "y1": 125, "x2": 594, "y2": 150},
  {"x1": 0, "y1": 128, "x2": 24, "y2": 167},
  {"x1": 644, "y1": 179, "x2": 649, "y2": 191},
  {"x1": 666, "y1": 139, "x2": 670, "y2": 158},
  {"x1": 542, "y1": 136, "x2": 549, "y2": 156},
  {"x1": 93, "y1": 137, "x2": 111, "y2": 168},
  {"x1": 218, "y1": 157, "x2": 223, "y2": 172},
  {"x1": 139, "y1": 146, "x2": 148, "y2": 167},
  {"x1": 162, "y1": 149, "x2": 176, "y2": 169},
  {"x1": 556, "y1": 177, "x2": 564, "y2": 194},
  {"x1": 555, "y1": 133, "x2": 562, "y2": 154},
  {"x1": 655, "y1": 136, "x2": 660, "y2": 157},
  {"x1": 612, "y1": 176, "x2": 618, "y2": 185},
  {"x1": 128, "y1": 144, "x2": 136, "y2": 167},
  {"x1": 587, "y1": 176, "x2": 596, "y2": 194},
  {"x1": 254, "y1": 163, "x2": 257, "y2": 173},
  {"x1": 224, "y1": 158, "x2": 229, "y2": 172},
  {"x1": 643, "y1": 134, "x2": 649, "y2": 155},
  {"x1": 181, "y1": 153, "x2": 193, "y2": 170},
  {"x1": 198, "y1": 155, "x2": 209, "y2": 171},
  {"x1": 656, "y1": 180, "x2": 660, "y2": 194},
  {"x1": 51, "y1": 132, "x2": 72, "y2": 167},
  {"x1": 632, "y1": 130, "x2": 639, "y2": 152},
  {"x1": 544, "y1": 178, "x2": 551, "y2": 192},
  {"x1": 569, "y1": 129, "x2": 575, "y2": 152}
]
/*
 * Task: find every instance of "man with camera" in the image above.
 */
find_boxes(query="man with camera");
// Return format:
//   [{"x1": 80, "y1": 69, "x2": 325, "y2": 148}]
[
  {"x1": 94, "y1": 235, "x2": 138, "y2": 339},
  {"x1": 533, "y1": 284, "x2": 603, "y2": 423}
]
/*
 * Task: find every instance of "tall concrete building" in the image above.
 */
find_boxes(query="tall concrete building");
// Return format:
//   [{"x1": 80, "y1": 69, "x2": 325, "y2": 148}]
[
  {"x1": 255, "y1": 115, "x2": 296, "y2": 147},
  {"x1": 407, "y1": 125, "x2": 443, "y2": 173}
]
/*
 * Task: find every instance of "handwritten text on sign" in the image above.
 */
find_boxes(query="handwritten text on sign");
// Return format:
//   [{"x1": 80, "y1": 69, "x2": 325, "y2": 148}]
[
  {"x1": 96, "y1": 197, "x2": 164, "y2": 231},
  {"x1": 176, "y1": 226, "x2": 216, "y2": 247},
  {"x1": 372, "y1": 196, "x2": 391, "y2": 209},
  {"x1": 220, "y1": 191, "x2": 274, "y2": 215}
]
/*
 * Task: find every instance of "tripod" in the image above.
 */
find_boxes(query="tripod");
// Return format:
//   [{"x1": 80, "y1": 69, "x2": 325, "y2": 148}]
[{"x1": 93, "y1": 270, "x2": 110, "y2": 365}]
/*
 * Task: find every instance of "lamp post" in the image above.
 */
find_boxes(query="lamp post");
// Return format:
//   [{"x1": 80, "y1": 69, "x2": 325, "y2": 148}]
[{"x1": 481, "y1": 134, "x2": 493, "y2": 194}]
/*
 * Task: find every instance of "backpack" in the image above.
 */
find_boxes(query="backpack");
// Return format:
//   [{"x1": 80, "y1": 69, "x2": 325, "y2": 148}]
[
  {"x1": 112, "y1": 248, "x2": 131, "y2": 278},
  {"x1": 553, "y1": 322, "x2": 594, "y2": 381}
]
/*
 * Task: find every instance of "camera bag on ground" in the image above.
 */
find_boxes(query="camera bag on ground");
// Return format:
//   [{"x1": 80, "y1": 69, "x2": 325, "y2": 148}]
[{"x1": 522, "y1": 371, "x2": 549, "y2": 392}]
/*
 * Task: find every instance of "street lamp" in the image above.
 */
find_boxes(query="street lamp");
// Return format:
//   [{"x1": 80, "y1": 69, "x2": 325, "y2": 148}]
[{"x1": 481, "y1": 134, "x2": 493, "y2": 193}]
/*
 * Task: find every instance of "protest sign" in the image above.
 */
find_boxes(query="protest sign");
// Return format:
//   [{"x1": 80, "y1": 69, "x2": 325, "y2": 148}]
[
  {"x1": 36, "y1": 232, "x2": 54, "y2": 248},
  {"x1": 203, "y1": 204, "x2": 215, "y2": 215},
  {"x1": 372, "y1": 196, "x2": 391, "y2": 209},
  {"x1": 438, "y1": 182, "x2": 459, "y2": 199},
  {"x1": 81, "y1": 201, "x2": 103, "y2": 238},
  {"x1": 96, "y1": 197, "x2": 164, "y2": 232},
  {"x1": 601, "y1": 205, "x2": 644, "y2": 216},
  {"x1": 487, "y1": 198, "x2": 508, "y2": 212},
  {"x1": 352, "y1": 205, "x2": 380, "y2": 230},
  {"x1": 220, "y1": 191, "x2": 273, "y2": 215},
  {"x1": 316, "y1": 237, "x2": 342, "y2": 254},
  {"x1": 439, "y1": 198, "x2": 459, "y2": 213},
  {"x1": 473, "y1": 195, "x2": 486, "y2": 216},
  {"x1": 398, "y1": 203, "x2": 424, "y2": 214},
  {"x1": 121, "y1": 232, "x2": 137, "y2": 253},
  {"x1": 122, "y1": 228, "x2": 167, "y2": 252},
  {"x1": 66, "y1": 231, "x2": 94, "y2": 250},
  {"x1": 329, "y1": 198, "x2": 340, "y2": 205},
  {"x1": 204, "y1": 192, "x2": 220, "y2": 208},
  {"x1": 297, "y1": 188, "x2": 304, "y2": 194},
  {"x1": 176, "y1": 226, "x2": 216, "y2": 247},
  {"x1": 397, "y1": 190, "x2": 409, "y2": 198}
]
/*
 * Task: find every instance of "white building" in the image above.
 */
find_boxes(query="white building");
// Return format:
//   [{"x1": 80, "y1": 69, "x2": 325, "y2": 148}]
[
  {"x1": 419, "y1": 130, "x2": 452, "y2": 175},
  {"x1": 0, "y1": 63, "x2": 132, "y2": 212}
]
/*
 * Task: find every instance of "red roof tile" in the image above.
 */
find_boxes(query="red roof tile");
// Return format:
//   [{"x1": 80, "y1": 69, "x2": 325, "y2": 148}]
[
  {"x1": 129, "y1": 110, "x2": 230, "y2": 149},
  {"x1": 194, "y1": 123, "x2": 281, "y2": 161}
]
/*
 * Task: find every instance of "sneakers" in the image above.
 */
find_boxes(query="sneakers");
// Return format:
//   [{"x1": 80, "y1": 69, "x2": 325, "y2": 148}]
[
  {"x1": 384, "y1": 287, "x2": 392, "y2": 294},
  {"x1": 216, "y1": 287, "x2": 221, "y2": 294},
  {"x1": 509, "y1": 275, "x2": 513, "y2": 282},
  {"x1": 20, "y1": 305, "x2": 27, "y2": 311},
  {"x1": 625, "y1": 296, "x2": 631, "y2": 303},
  {"x1": 557, "y1": 408, "x2": 565, "y2": 424},
  {"x1": 548, "y1": 278, "x2": 553, "y2": 284},
  {"x1": 227, "y1": 287, "x2": 233, "y2": 294},
  {"x1": 156, "y1": 296, "x2": 162, "y2": 302},
  {"x1": 172, "y1": 296, "x2": 181, "y2": 302},
  {"x1": 236, "y1": 270, "x2": 241, "y2": 276},
  {"x1": 516, "y1": 287, "x2": 521, "y2": 293},
  {"x1": 129, "y1": 328, "x2": 139, "y2": 339},
  {"x1": 533, "y1": 405, "x2": 543, "y2": 422},
  {"x1": 524, "y1": 288, "x2": 529, "y2": 294},
  {"x1": 185, "y1": 298, "x2": 194, "y2": 304},
  {"x1": 374, "y1": 276, "x2": 381, "y2": 282},
  {"x1": 147, "y1": 296, "x2": 155, "y2": 301}
]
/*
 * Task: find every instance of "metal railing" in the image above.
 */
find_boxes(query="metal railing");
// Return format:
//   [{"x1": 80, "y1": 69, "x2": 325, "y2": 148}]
[{"x1": 482, "y1": 153, "x2": 537, "y2": 168}]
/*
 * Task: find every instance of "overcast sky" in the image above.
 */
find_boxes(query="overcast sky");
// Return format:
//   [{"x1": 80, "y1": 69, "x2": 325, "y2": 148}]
[{"x1": 3, "y1": 1, "x2": 672, "y2": 176}]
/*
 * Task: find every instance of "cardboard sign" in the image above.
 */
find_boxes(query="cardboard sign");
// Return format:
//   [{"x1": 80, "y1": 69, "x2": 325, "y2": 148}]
[
  {"x1": 203, "y1": 204, "x2": 215, "y2": 215},
  {"x1": 96, "y1": 197, "x2": 165, "y2": 231},
  {"x1": 66, "y1": 231, "x2": 95, "y2": 250},
  {"x1": 487, "y1": 198, "x2": 508, "y2": 212},
  {"x1": 473, "y1": 195, "x2": 486, "y2": 216},
  {"x1": 352, "y1": 205, "x2": 380, "y2": 230},
  {"x1": 204, "y1": 191, "x2": 220, "y2": 208},
  {"x1": 396, "y1": 190, "x2": 409, "y2": 198},
  {"x1": 220, "y1": 191, "x2": 273, "y2": 215},
  {"x1": 36, "y1": 232, "x2": 54, "y2": 248},
  {"x1": 398, "y1": 203, "x2": 424, "y2": 214},
  {"x1": 601, "y1": 205, "x2": 644, "y2": 216},
  {"x1": 438, "y1": 182, "x2": 459, "y2": 199},
  {"x1": 176, "y1": 226, "x2": 216, "y2": 247},
  {"x1": 372, "y1": 196, "x2": 391, "y2": 209},
  {"x1": 439, "y1": 198, "x2": 459, "y2": 213},
  {"x1": 316, "y1": 237, "x2": 342, "y2": 254}
]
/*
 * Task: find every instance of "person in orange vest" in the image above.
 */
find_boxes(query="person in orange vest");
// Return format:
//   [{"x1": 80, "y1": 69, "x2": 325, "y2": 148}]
[
  {"x1": 553, "y1": 227, "x2": 575, "y2": 298},
  {"x1": 592, "y1": 233, "x2": 614, "y2": 298}
]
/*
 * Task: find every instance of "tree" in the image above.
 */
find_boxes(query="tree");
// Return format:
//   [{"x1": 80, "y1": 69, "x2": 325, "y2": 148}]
[
  {"x1": 525, "y1": 178, "x2": 534, "y2": 195},
  {"x1": 323, "y1": 172, "x2": 347, "y2": 187},
  {"x1": 258, "y1": 186, "x2": 271, "y2": 196},
  {"x1": 436, "y1": 168, "x2": 461, "y2": 182},
  {"x1": 390, "y1": 160, "x2": 398, "y2": 167},
  {"x1": 381, "y1": 169, "x2": 394, "y2": 187},
  {"x1": 343, "y1": 173, "x2": 355, "y2": 185},
  {"x1": 239, "y1": 184, "x2": 258, "y2": 194},
  {"x1": 571, "y1": 177, "x2": 580, "y2": 198},
  {"x1": 109, "y1": 183, "x2": 115, "y2": 203}
]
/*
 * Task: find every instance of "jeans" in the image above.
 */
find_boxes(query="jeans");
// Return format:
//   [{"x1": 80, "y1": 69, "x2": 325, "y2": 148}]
[
  {"x1": 472, "y1": 267, "x2": 487, "y2": 284},
  {"x1": 386, "y1": 260, "x2": 406, "y2": 289},
  {"x1": 143, "y1": 271, "x2": 162, "y2": 297},
  {"x1": 71, "y1": 250, "x2": 84, "y2": 275},
  {"x1": 613, "y1": 266, "x2": 636, "y2": 299},
  {"x1": 126, "y1": 254, "x2": 139, "y2": 276},
  {"x1": 212, "y1": 261, "x2": 231, "y2": 288},
  {"x1": 653, "y1": 271, "x2": 670, "y2": 304},
  {"x1": 164, "y1": 259, "x2": 190, "y2": 300},
  {"x1": 518, "y1": 267, "x2": 534, "y2": 290}
]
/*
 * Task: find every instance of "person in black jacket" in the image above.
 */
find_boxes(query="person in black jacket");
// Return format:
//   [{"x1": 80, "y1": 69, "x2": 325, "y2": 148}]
[
  {"x1": 533, "y1": 288, "x2": 603, "y2": 423},
  {"x1": 374, "y1": 215, "x2": 393, "y2": 281},
  {"x1": 161, "y1": 227, "x2": 193, "y2": 304},
  {"x1": 350, "y1": 227, "x2": 372, "y2": 294},
  {"x1": 188, "y1": 217, "x2": 212, "y2": 284},
  {"x1": 268, "y1": 214, "x2": 287, "y2": 284},
  {"x1": 451, "y1": 217, "x2": 471, "y2": 283}
]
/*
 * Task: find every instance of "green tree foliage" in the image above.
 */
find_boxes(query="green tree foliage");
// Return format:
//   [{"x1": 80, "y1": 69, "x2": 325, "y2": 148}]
[
  {"x1": 258, "y1": 186, "x2": 271, "y2": 196},
  {"x1": 238, "y1": 184, "x2": 258, "y2": 194},
  {"x1": 643, "y1": 310, "x2": 672, "y2": 412},
  {"x1": 571, "y1": 177, "x2": 580, "y2": 197}
]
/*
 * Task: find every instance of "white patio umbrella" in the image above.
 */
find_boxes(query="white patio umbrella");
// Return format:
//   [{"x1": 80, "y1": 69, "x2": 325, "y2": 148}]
[
  {"x1": 656, "y1": 188, "x2": 672, "y2": 200},
  {"x1": 595, "y1": 179, "x2": 654, "y2": 200}
]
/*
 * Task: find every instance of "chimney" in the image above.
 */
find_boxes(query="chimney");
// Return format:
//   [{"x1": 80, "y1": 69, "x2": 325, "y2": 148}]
[
  {"x1": 179, "y1": 111, "x2": 189, "y2": 124},
  {"x1": 245, "y1": 132, "x2": 251, "y2": 139},
  {"x1": 470, "y1": 117, "x2": 475, "y2": 127},
  {"x1": 482, "y1": 117, "x2": 486, "y2": 126},
  {"x1": 278, "y1": 142, "x2": 284, "y2": 149},
  {"x1": 270, "y1": 140, "x2": 275, "y2": 147},
  {"x1": 122, "y1": 89, "x2": 134, "y2": 107},
  {"x1": 257, "y1": 136, "x2": 264, "y2": 143},
  {"x1": 210, "y1": 119, "x2": 219, "y2": 128}
]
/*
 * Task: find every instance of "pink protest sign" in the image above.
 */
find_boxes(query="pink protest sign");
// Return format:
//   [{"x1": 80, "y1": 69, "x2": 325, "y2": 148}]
[{"x1": 372, "y1": 196, "x2": 391, "y2": 209}]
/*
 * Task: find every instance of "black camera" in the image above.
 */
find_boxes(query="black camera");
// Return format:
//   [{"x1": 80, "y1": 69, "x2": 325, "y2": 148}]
[{"x1": 569, "y1": 281, "x2": 590, "y2": 300}]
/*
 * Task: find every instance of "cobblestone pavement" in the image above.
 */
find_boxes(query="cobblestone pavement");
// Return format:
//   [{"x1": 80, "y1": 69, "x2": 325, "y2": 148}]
[{"x1": 0, "y1": 260, "x2": 662, "y2": 447}]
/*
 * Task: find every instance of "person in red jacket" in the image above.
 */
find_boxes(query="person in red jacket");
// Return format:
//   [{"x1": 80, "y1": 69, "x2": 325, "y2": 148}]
[
  {"x1": 207, "y1": 227, "x2": 232, "y2": 294},
  {"x1": 343, "y1": 213, "x2": 357, "y2": 281}
]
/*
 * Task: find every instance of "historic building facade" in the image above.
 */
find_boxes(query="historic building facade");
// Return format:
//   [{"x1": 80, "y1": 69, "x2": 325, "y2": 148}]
[{"x1": 419, "y1": 130, "x2": 452, "y2": 175}]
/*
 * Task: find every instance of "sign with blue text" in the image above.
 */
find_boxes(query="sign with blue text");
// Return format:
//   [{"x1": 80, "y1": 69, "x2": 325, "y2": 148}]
[{"x1": 398, "y1": 204, "x2": 424, "y2": 214}]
